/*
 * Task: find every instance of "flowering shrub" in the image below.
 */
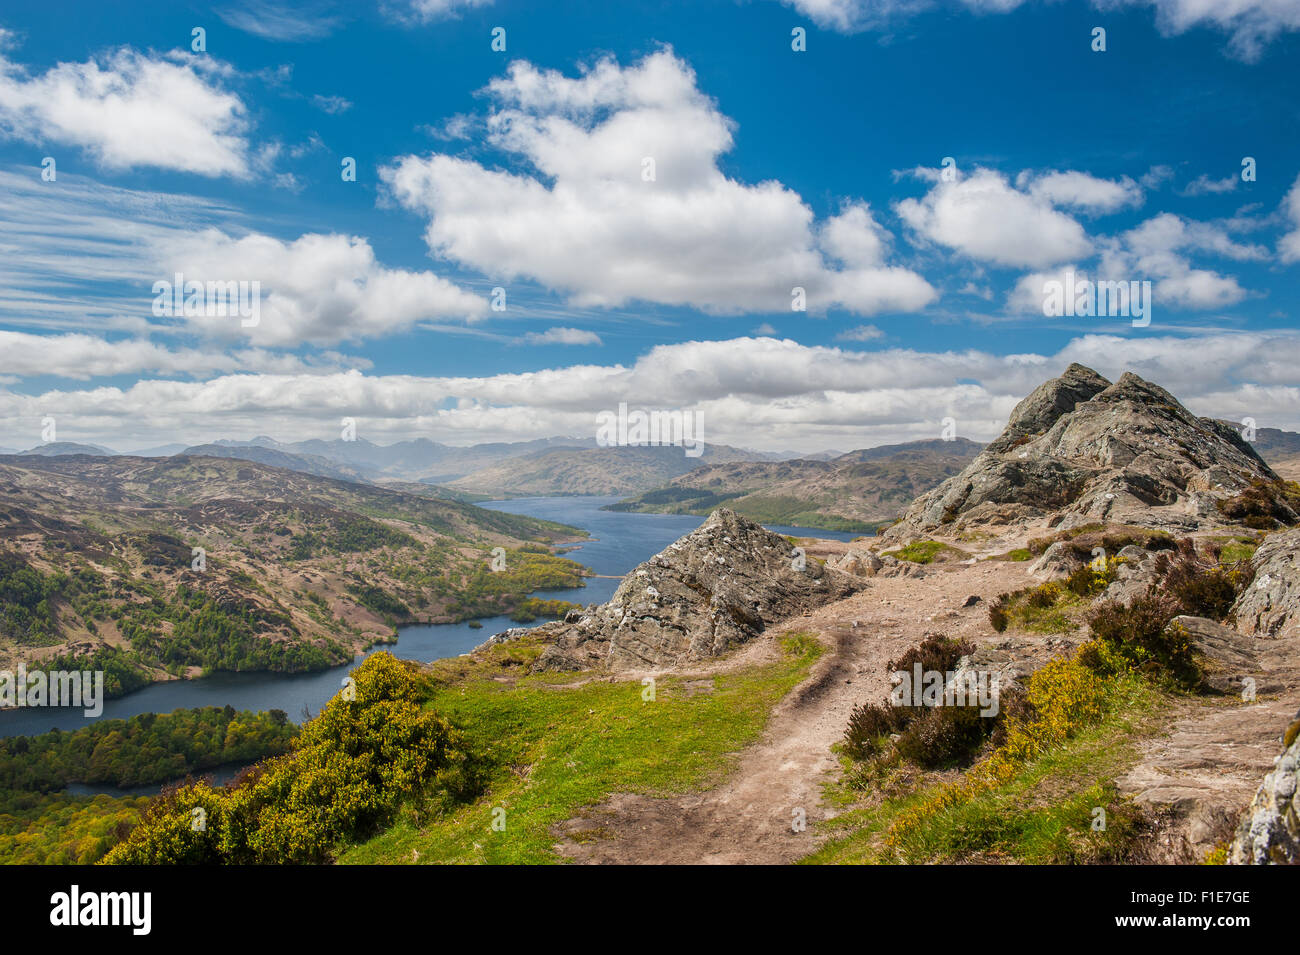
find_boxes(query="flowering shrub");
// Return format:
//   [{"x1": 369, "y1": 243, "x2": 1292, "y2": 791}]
[{"x1": 102, "y1": 653, "x2": 482, "y2": 864}]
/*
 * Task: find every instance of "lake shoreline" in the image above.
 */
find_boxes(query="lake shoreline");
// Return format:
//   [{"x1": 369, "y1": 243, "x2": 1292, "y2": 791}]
[{"x1": 0, "y1": 497, "x2": 863, "y2": 739}]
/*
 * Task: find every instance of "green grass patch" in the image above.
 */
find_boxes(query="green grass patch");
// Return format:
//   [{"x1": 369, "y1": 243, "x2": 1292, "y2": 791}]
[
  {"x1": 340, "y1": 631, "x2": 825, "y2": 865},
  {"x1": 882, "y1": 540, "x2": 966, "y2": 564},
  {"x1": 1218, "y1": 541, "x2": 1257, "y2": 563}
]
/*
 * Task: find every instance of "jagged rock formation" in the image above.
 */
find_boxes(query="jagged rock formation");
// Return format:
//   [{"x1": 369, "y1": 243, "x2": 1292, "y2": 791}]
[
  {"x1": 884, "y1": 363, "x2": 1285, "y2": 539},
  {"x1": 518, "y1": 508, "x2": 864, "y2": 671},
  {"x1": 1233, "y1": 528, "x2": 1300, "y2": 636},
  {"x1": 1228, "y1": 713, "x2": 1300, "y2": 864}
]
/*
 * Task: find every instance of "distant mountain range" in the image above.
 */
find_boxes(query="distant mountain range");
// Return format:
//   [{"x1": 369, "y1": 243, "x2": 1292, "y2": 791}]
[
  {"x1": 607, "y1": 438, "x2": 986, "y2": 531},
  {"x1": 0, "y1": 434, "x2": 814, "y2": 487},
  {"x1": 5, "y1": 425, "x2": 1299, "y2": 505}
]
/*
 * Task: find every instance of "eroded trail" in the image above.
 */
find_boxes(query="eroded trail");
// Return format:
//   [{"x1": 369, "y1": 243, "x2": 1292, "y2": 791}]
[{"x1": 554, "y1": 558, "x2": 1032, "y2": 864}]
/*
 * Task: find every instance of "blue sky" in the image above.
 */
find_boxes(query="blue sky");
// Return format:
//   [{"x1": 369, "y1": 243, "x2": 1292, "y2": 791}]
[{"x1": 1, "y1": 0, "x2": 1299, "y2": 453}]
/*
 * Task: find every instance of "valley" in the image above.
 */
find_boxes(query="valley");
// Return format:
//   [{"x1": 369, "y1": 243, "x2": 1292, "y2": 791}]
[{"x1": 5, "y1": 365, "x2": 1300, "y2": 868}]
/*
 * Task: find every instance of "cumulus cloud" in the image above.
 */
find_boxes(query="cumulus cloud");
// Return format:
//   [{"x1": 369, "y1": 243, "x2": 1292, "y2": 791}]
[
  {"x1": 1119, "y1": 213, "x2": 1265, "y2": 309},
  {"x1": 1019, "y1": 170, "x2": 1144, "y2": 214},
  {"x1": 896, "y1": 167, "x2": 1093, "y2": 269},
  {"x1": 1004, "y1": 210, "x2": 1268, "y2": 314},
  {"x1": 0, "y1": 44, "x2": 251, "y2": 176},
  {"x1": 160, "y1": 230, "x2": 489, "y2": 346},
  {"x1": 382, "y1": 50, "x2": 936, "y2": 316}
]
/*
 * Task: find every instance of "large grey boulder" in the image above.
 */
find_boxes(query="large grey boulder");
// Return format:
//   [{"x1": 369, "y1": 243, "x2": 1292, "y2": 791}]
[
  {"x1": 1165, "y1": 615, "x2": 1257, "y2": 694},
  {"x1": 524, "y1": 508, "x2": 864, "y2": 671},
  {"x1": 1233, "y1": 529, "x2": 1300, "y2": 636},
  {"x1": 1228, "y1": 713, "x2": 1300, "y2": 864},
  {"x1": 885, "y1": 364, "x2": 1285, "y2": 540}
]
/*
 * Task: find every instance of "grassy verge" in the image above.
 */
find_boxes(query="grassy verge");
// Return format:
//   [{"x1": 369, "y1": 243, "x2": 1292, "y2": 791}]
[
  {"x1": 803, "y1": 672, "x2": 1170, "y2": 864},
  {"x1": 340, "y1": 631, "x2": 825, "y2": 864}
]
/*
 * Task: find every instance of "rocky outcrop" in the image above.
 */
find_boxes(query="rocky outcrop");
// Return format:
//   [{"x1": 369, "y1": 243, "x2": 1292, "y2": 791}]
[
  {"x1": 1233, "y1": 528, "x2": 1300, "y2": 636},
  {"x1": 1228, "y1": 713, "x2": 1300, "y2": 864},
  {"x1": 523, "y1": 508, "x2": 865, "y2": 672},
  {"x1": 1166, "y1": 615, "x2": 1258, "y2": 694},
  {"x1": 885, "y1": 364, "x2": 1285, "y2": 540}
]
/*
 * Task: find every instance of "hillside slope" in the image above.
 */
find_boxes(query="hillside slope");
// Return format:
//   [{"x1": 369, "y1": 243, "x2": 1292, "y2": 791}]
[{"x1": 0, "y1": 454, "x2": 588, "y2": 691}]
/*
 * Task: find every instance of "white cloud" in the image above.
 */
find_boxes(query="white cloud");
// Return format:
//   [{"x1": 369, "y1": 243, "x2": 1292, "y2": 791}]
[
  {"x1": 311, "y1": 93, "x2": 352, "y2": 113},
  {"x1": 0, "y1": 45, "x2": 251, "y2": 177},
  {"x1": 1124, "y1": 213, "x2": 1268, "y2": 262},
  {"x1": 0, "y1": 330, "x2": 365, "y2": 379},
  {"x1": 1006, "y1": 264, "x2": 1087, "y2": 314},
  {"x1": 382, "y1": 50, "x2": 936, "y2": 316},
  {"x1": 836, "y1": 324, "x2": 885, "y2": 341},
  {"x1": 399, "y1": 0, "x2": 495, "y2": 22},
  {"x1": 1181, "y1": 173, "x2": 1238, "y2": 196},
  {"x1": 1119, "y1": 213, "x2": 1265, "y2": 309},
  {"x1": 218, "y1": 2, "x2": 342, "y2": 41},
  {"x1": 14, "y1": 332, "x2": 1300, "y2": 451},
  {"x1": 520, "y1": 326, "x2": 602, "y2": 346},
  {"x1": 1125, "y1": 0, "x2": 1300, "y2": 61},
  {"x1": 896, "y1": 167, "x2": 1093, "y2": 269},
  {"x1": 781, "y1": 0, "x2": 1300, "y2": 60},
  {"x1": 1280, "y1": 173, "x2": 1300, "y2": 263},
  {"x1": 161, "y1": 230, "x2": 489, "y2": 346},
  {"x1": 1019, "y1": 170, "x2": 1143, "y2": 214},
  {"x1": 1141, "y1": 165, "x2": 1176, "y2": 189}
]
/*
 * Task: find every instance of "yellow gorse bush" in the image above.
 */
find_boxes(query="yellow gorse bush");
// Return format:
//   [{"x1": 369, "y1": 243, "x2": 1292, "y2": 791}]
[{"x1": 102, "y1": 652, "x2": 480, "y2": 865}]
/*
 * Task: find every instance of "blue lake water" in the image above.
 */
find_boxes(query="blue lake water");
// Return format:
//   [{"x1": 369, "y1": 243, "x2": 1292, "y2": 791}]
[{"x1": 0, "y1": 495, "x2": 863, "y2": 740}]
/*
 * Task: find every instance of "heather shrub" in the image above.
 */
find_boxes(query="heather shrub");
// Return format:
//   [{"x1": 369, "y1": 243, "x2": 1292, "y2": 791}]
[
  {"x1": 1153, "y1": 539, "x2": 1247, "y2": 621},
  {"x1": 1215, "y1": 481, "x2": 1296, "y2": 530},
  {"x1": 843, "y1": 702, "x2": 907, "y2": 761},
  {"x1": 888, "y1": 633, "x2": 973, "y2": 676},
  {"x1": 1081, "y1": 590, "x2": 1198, "y2": 690},
  {"x1": 895, "y1": 704, "x2": 990, "y2": 769},
  {"x1": 843, "y1": 634, "x2": 992, "y2": 770}
]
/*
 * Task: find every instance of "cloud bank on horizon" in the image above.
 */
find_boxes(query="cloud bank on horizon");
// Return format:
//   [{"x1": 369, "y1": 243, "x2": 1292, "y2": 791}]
[{"x1": 0, "y1": 0, "x2": 1298, "y2": 453}]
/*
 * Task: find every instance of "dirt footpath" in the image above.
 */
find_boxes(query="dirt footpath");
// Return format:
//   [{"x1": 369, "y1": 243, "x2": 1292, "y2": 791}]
[{"x1": 553, "y1": 556, "x2": 1035, "y2": 864}]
